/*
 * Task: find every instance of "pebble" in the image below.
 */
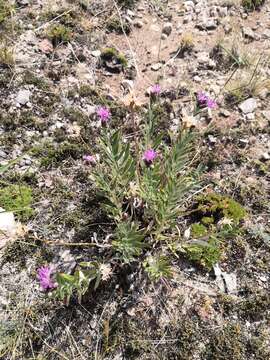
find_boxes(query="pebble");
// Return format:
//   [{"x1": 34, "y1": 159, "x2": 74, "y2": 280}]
[
  {"x1": 134, "y1": 20, "x2": 143, "y2": 28},
  {"x1": 242, "y1": 27, "x2": 256, "y2": 40},
  {"x1": 239, "y1": 98, "x2": 257, "y2": 114},
  {"x1": 162, "y1": 22, "x2": 173, "y2": 36},
  {"x1": 16, "y1": 89, "x2": 31, "y2": 105},
  {"x1": 0, "y1": 150, "x2": 7, "y2": 159},
  {"x1": 91, "y1": 50, "x2": 101, "y2": 57},
  {"x1": 151, "y1": 63, "x2": 162, "y2": 71}
]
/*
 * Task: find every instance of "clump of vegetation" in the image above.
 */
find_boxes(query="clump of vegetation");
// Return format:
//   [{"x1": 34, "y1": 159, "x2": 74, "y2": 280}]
[
  {"x1": 0, "y1": 0, "x2": 13, "y2": 24},
  {"x1": 196, "y1": 192, "x2": 247, "y2": 224},
  {"x1": 101, "y1": 47, "x2": 128, "y2": 73},
  {"x1": 55, "y1": 262, "x2": 102, "y2": 305},
  {"x1": 46, "y1": 24, "x2": 73, "y2": 46},
  {"x1": 184, "y1": 236, "x2": 221, "y2": 269},
  {"x1": 0, "y1": 184, "x2": 33, "y2": 221},
  {"x1": 242, "y1": 0, "x2": 266, "y2": 10},
  {"x1": 178, "y1": 33, "x2": 194, "y2": 57},
  {"x1": 204, "y1": 323, "x2": 247, "y2": 360},
  {"x1": 106, "y1": 17, "x2": 131, "y2": 34},
  {"x1": 0, "y1": 45, "x2": 14, "y2": 68},
  {"x1": 211, "y1": 40, "x2": 250, "y2": 70},
  {"x1": 182, "y1": 193, "x2": 246, "y2": 268},
  {"x1": 34, "y1": 141, "x2": 86, "y2": 168},
  {"x1": 225, "y1": 58, "x2": 270, "y2": 104}
]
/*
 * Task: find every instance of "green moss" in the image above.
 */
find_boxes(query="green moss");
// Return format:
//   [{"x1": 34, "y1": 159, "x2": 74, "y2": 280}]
[
  {"x1": 197, "y1": 192, "x2": 247, "y2": 224},
  {"x1": 101, "y1": 48, "x2": 128, "y2": 68},
  {"x1": 191, "y1": 223, "x2": 208, "y2": 237},
  {"x1": 46, "y1": 24, "x2": 73, "y2": 46},
  {"x1": 0, "y1": 184, "x2": 33, "y2": 221},
  {"x1": 184, "y1": 236, "x2": 221, "y2": 269},
  {"x1": 204, "y1": 323, "x2": 246, "y2": 360}
]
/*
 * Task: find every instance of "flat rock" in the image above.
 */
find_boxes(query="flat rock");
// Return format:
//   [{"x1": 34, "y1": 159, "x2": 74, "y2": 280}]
[
  {"x1": 239, "y1": 98, "x2": 257, "y2": 114},
  {"x1": 16, "y1": 89, "x2": 31, "y2": 105}
]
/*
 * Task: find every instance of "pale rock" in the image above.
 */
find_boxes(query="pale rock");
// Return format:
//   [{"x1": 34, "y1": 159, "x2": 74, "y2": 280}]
[
  {"x1": 16, "y1": 89, "x2": 31, "y2": 105},
  {"x1": 151, "y1": 63, "x2": 162, "y2": 71},
  {"x1": 239, "y1": 98, "x2": 257, "y2": 114}
]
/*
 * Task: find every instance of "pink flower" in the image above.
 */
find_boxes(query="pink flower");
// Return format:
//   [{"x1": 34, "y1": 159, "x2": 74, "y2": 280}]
[
  {"x1": 83, "y1": 155, "x2": 96, "y2": 165},
  {"x1": 197, "y1": 91, "x2": 217, "y2": 109},
  {"x1": 142, "y1": 149, "x2": 157, "y2": 164},
  {"x1": 150, "y1": 84, "x2": 161, "y2": 96},
  {"x1": 97, "y1": 107, "x2": 111, "y2": 123},
  {"x1": 37, "y1": 266, "x2": 57, "y2": 291},
  {"x1": 206, "y1": 98, "x2": 217, "y2": 109}
]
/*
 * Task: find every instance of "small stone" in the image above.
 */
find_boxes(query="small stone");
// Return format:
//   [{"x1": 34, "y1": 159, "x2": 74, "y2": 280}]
[
  {"x1": 162, "y1": 22, "x2": 173, "y2": 36},
  {"x1": 193, "y1": 75, "x2": 201, "y2": 83},
  {"x1": 208, "y1": 135, "x2": 217, "y2": 144},
  {"x1": 151, "y1": 63, "x2": 162, "y2": 71},
  {"x1": 239, "y1": 98, "x2": 257, "y2": 114},
  {"x1": 16, "y1": 90, "x2": 31, "y2": 105},
  {"x1": 205, "y1": 19, "x2": 217, "y2": 30},
  {"x1": 242, "y1": 27, "x2": 256, "y2": 40},
  {"x1": 246, "y1": 113, "x2": 255, "y2": 120},
  {"x1": 121, "y1": 79, "x2": 134, "y2": 91},
  {"x1": 262, "y1": 29, "x2": 270, "y2": 39},
  {"x1": 219, "y1": 109, "x2": 230, "y2": 117},
  {"x1": 0, "y1": 150, "x2": 7, "y2": 159},
  {"x1": 219, "y1": 7, "x2": 228, "y2": 17},
  {"x1": 127, "y1": 9, "x2": 135, "y2": 17},
  {"x1": 224, "y1": 23, "x2": 232, "y2": 34},
  {"x1": 261, "y1": 152, "x2": 270, "y2": 161},
  {"x1": 161, "y1": 33, "x2": 168, "y2": 40},
  {"x1": 134, "y1": 20, "x2": 143, "y2": 28},
  {"x1": 91, "y1": 50, "x2": 101, "y2": 57}
]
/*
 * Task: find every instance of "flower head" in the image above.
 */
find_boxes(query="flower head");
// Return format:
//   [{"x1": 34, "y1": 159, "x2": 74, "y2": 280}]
[
  {"x1": 97, "y1": 107, "x2": 111, "y2": 123},
  {"x1": 142, "y1": 149, "x2": 157, "y2": 165},
  {"x1": 197, "y1": 91, "x2": 217, "y2": 109},
  {"x1": 206, "y1": 98, "x2": 217, "y2": 109},
  {"x1": 83, "y1": 154, "x2": 96, "y2": 165},
  {"x1": 150, "y1": 84, "x2": 161, "y2": 96},
  {"x1": 37, "y1": 266, "x2": 56, "y2": 291}
]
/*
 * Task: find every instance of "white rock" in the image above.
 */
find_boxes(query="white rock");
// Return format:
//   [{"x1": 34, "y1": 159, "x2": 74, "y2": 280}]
[
  {"x1": 91, "y1": 50, "x2": 101, "y2": 57},
  {"x1": 0, "y1": 209, "x2": 17, "y2": 250},
  {"x1": 151, "y1": 63, "x2": 162, "y2": 71},
  {"x1": 239, "y1": 98, "x2": 257, "y2": 114},
  {"x1": 16, "y1": 89, "x2": 31, "y2": 105}
]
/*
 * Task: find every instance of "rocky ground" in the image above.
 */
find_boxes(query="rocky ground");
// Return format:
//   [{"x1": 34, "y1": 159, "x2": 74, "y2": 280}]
[{"x1": 0, "y1": 0, "x2": 270, "y2": 359}]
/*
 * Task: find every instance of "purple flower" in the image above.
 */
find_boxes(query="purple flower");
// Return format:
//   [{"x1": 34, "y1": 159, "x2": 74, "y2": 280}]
[
  {"x1": 97, "y1": 107, "x2": 111, "y2": 123},
  {"x1": 197, "y1": 91, "x2": 217, "y2": 109},
  {"x1": 142, "y1": 149, "x2": 157, "y2": 165},
  {"x1": 150, "y1": 84, "x2": 161, "y2": 96},
  {"x1": 206, "y1": 98, "x2": 217, "y2": 109},
  {"x1": 83, "y1": 154, "x2": 96, "y2": 165},
  {"x1": 37, "y1": 266, "x2": 56, "y2": 291}
]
